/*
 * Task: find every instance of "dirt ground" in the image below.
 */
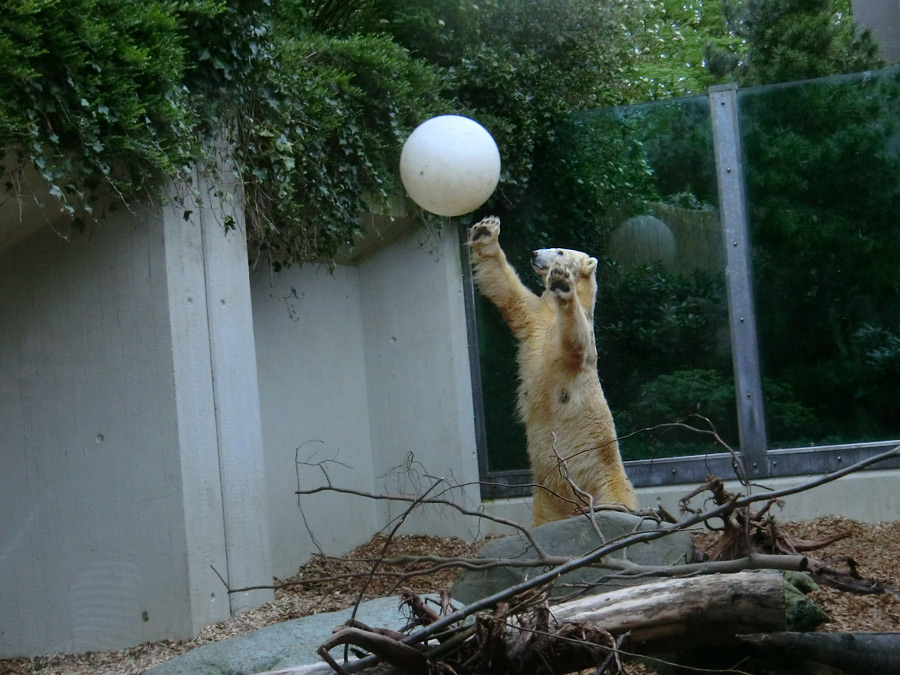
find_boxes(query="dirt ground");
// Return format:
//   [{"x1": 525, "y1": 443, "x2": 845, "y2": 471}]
[{"x1": 3, "y1": 517, "x2": 899, "y2": 675}]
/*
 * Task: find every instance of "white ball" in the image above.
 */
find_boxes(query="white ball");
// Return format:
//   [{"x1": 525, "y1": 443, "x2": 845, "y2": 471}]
[{"x1": 400, "y1": 115, "x2": 501, "y2": 217}]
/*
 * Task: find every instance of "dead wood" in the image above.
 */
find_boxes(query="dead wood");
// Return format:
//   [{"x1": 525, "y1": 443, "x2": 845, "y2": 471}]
[
  {"x1": 547, "y1": 569, "x2": 786, "y2": 652},
  {"x1": 399, "y1": 588, "x2": 441, "y2": 627},
  {"x1": 685, "y1": 475, "x2": 890, "y2": 594},
  {"x1": 738, "y1": 631, "x2": 900, "y2": 675},
  {"x1": 311, "y1": 571, "x2": 787, "y2": 675},
  {"x1": 317, "y1": 627, "x2": 428, "y2": 674}
]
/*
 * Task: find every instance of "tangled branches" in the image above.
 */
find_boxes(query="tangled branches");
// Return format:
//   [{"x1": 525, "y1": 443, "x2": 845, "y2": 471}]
[{"x1": 229, "y1": 433, "x2": 900, "y2": 675}]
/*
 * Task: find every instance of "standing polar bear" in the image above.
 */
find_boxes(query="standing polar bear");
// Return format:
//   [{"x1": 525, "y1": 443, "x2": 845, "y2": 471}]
[{"x1": 469, "y1": 216, "x2": 637, "y2": 526}]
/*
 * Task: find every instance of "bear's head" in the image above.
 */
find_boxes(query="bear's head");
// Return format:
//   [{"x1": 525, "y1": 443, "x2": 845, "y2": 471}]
[{"x1": 532, "y1": 247, "x2": 598, "y2": 316}]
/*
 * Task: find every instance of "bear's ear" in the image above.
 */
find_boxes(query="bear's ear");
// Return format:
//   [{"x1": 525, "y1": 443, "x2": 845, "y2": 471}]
[{"x1": 582, "y1": 257, "x2": 598, "y2": 276}]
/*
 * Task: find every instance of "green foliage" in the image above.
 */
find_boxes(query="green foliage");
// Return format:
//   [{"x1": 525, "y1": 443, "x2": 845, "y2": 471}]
[
  {"x1": 633, "y1": 97, "x2": 719, "y2": 208},
  {"x1": 594, "y1": 264, "x2": 733, "y2": 456},
  {"x1": 1, "y1": 0, "x2": 647, "y2": 267},
  {"x1": 0, "y1": 0, "x2": 208, "y2": 221},
  {"x1": 478, "y1": 0, "x2": 899, "y2": 472},
  {"x1": 497, "y1": 108, "x2": 660, "y2": 260},
  {"x1": 474, "y1": 293, "x2": 527, "y2": 472},
  {"x1": 344, "y1": 0, "x2": 642, "y2": 207},
  {"x1": 726, "y1": 0, "x2": 897, "y2": 446},
  {"x1": 736, "y1": 0, "x2": 882, "y2": 85},
  {"x1": 634, "y1": 0, "x2": 743, "y2": 99},
  {"x1": 233, "y1": 32, "x2": 445, "y2": 266},
  {"x1": 741, "y1": 68, "x2": 900, "y2": 445},
  {"x1": 632, "y1": 0, "x2": 884, "y2": 97},
  {"x1": 624, "y1": 369, "x2": 738, "y2": 458}
]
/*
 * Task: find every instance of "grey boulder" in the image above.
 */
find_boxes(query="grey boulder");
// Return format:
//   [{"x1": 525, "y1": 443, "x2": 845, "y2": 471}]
[
  {"x1": 144, "y1": 595, "x2": 435, "y2": 675},
  {"x1": 452, "y1": 510, "x2": 696, "y2": 604}
]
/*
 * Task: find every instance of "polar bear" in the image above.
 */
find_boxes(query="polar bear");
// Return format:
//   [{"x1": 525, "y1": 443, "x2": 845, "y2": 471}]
[{"x1": 468, "y1": 216, "x2": 637, "y2": 526}]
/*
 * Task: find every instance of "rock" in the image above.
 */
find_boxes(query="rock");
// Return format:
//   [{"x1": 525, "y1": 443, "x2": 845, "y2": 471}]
[
  {"x1": 451, "y1": 511, "x2": 696, "y2": 604},
  {"x1": 144, "y1": 595, "x2": 437, "y2": 675}
]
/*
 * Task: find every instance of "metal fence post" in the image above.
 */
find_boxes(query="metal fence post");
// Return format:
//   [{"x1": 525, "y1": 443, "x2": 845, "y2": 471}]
[{"x1": 708, "y1": 84, "x2": 769, "y2": 477}]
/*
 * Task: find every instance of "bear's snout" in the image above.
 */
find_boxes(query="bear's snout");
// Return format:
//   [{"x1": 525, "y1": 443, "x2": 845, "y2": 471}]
[{"x1": 532, "y1": 248, "x2": 564, "y2": 270}]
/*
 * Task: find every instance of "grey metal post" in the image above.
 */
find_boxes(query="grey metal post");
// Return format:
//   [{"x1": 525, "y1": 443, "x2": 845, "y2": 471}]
[
  {"x1": 708, "y1": 84, "x2": 769, "y2": 477},
  {"x1": 458, "y1": 222, "x2": 493, "y2": 488}
]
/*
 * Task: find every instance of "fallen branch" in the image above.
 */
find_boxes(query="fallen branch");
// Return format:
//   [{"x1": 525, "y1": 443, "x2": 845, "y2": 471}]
[
  {"x1": 245, "y1": 443, "x2": 899, "y2": 675},
  {"x1": 739, "y1": 631, "x2": 900, "y2": 675},
  {"x1": 390, "y1": 445, "x2": 899, "y2": 657},
  {"x1": 259, "y1": 570, "x2": 789, "y2": 675},
  {"x1": 548, "y1": 570, "x2": 786, "y2": 652}
]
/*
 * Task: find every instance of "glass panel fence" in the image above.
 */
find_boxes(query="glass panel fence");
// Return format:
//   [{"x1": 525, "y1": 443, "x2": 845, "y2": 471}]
[
  {"x1": 475, "y1": 94, "x2": 737, "y2": 474},
  {"x1": 473, "y1": 67, "x2": 900, "y2": 489},
  {"x1": 738, "y1": 69, "x2": 900, "y2": 450}
]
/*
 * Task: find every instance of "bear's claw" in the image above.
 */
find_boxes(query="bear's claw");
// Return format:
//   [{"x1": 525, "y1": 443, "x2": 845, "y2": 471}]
[
  {"x1": 469, "y1": 216, "x2": 500, "y2": 246},
  {"x1": 548, "y1": 263, "x2": 574, "y2": 297}
]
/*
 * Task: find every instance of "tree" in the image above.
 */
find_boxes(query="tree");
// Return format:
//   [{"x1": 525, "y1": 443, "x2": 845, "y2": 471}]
[
  {"x1": 741, "y1": 69, "x2": 900, "y2": 445},
  {"x1": 735, "y1": 0, "x2": 882, "y2": 85},
  {"x1": 712, "y1": 0, "x2": 900, "y2": 446},
  {"x1": 633, "y1": 0, "x2": 743, "y2": 99}
]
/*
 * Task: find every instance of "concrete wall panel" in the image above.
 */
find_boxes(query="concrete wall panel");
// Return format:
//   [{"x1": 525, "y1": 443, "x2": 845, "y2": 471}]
[
  {"x1": 251, "y1": 264, "x2": 379, "y2": 579},
  {"x1": 358, "y1": 225, "x2": 481, "y2": 538},
  {"x1": 1, "y1": 186, "x2": 273, "y2": 656},
  {"x1": 0, "y1": 215, "x2": 198, "y2": 655},
  {"x1": 195, "y1": 188, "x2": 273, "y2": 613}
]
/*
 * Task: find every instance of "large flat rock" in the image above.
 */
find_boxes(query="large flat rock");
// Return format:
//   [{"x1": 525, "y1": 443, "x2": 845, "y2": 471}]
[
  {"x1": 451, "y1": 511, "x2": 696, "y2": 604},
  {"x1": 145, "y1": 595, "x2": 433, "y2": 675}
]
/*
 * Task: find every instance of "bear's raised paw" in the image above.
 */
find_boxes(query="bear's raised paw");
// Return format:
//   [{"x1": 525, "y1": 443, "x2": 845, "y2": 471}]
[
  {"x1": 469, "y1": 216, "x2": 500, "y2": 247},
  {"x1": 548, "y1": 263, "x2": 575, "y2": 299}
]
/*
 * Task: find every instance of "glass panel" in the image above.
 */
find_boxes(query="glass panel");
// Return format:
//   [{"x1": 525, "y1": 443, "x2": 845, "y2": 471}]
[
  {"x1": 738, "y1": 68, "x2": 900, "y2": 449},
  {"x1": 476, "y1": 94, "x2": 737, "y2": 471}
]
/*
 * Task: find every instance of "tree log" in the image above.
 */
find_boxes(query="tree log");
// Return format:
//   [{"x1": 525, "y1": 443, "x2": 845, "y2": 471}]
[
  {"x1": 739, "y1": 632, "x2": 900, "y2": 675},
  {"x1": 254, "y1": 571, "x2": 788, "y2": 675},
  {"x1": 548, "y1": 569, "x2": 786, "y2": 652}
]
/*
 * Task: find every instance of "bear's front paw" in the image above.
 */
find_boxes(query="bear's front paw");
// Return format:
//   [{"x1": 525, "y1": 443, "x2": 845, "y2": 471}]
[
  {"x1": 468, "y1": 216, "x2": 500, "y2": 247},
  {"x1": 548, "y1": 263, "x2": 575, "y2": 299}
]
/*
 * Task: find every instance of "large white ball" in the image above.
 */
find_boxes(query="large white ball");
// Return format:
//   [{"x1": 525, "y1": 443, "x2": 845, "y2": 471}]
[{"x1": 400, "y1": 115, "x2": 501, "y2": 217}]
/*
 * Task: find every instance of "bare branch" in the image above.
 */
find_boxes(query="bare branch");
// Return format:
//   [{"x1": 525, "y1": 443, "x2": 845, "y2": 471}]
[
  {"x1": 296, "y1": 481, "x2": 554, "y2": 561},
  {"x1": 386, "y1": 444, "x2": 900, "y2": 654},
  {"x1": 551, "y1": 431, "x2": 605, "y2": 542}
]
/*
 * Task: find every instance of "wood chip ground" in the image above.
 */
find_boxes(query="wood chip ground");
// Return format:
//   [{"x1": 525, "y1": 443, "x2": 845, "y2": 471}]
[{"x1": 3, "y1": 519, "x2": 898, "y2": 675}]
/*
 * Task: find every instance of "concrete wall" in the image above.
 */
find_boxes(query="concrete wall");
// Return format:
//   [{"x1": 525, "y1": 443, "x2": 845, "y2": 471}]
[
  {"x1": 0, "y1": 214, "x2": 192, "y2": 656},
  {"x1": 0, "y1": 183, "x2": 272, "y2": 657},
  {"x1": 251, "y1": 222, "x2": 483, "y2": 578},
  {"x1": 358, "y1": 225, "x2": 482, "y2": 538},
  {"x1": 0, "y1": 183, "x2": 482, "y2": 656},
  {"x1": 251, "y1": 264, "x2": 379, "y2": 579}
]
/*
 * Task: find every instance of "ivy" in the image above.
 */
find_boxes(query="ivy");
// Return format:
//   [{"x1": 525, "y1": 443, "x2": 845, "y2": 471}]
[
  {"x1": 1, "y1": 0, "x2": 642, "y2": 267},
  {"x1": 0, "y1": 0, "x2": 447, "y2": 264},
  {"x1": 0, "y1": 0, "x2": 206, "y2": 222},
  {"x1": 235, "y1": 31, "x2": 445, "y2": 266}
]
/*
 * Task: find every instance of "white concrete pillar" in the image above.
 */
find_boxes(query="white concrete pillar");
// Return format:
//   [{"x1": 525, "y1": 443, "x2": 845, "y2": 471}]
[
  {"x1": 0, "y1": 177, "x2": 272, "y2": 657},
  {"x1": 194, "y1": 178, "x2": 273, "y2": 614}
]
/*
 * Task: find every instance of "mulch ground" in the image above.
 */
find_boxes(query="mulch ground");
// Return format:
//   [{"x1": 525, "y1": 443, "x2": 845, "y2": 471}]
[{"x1": 3, "y1": 518, "x2": 899, "y2": 675}]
